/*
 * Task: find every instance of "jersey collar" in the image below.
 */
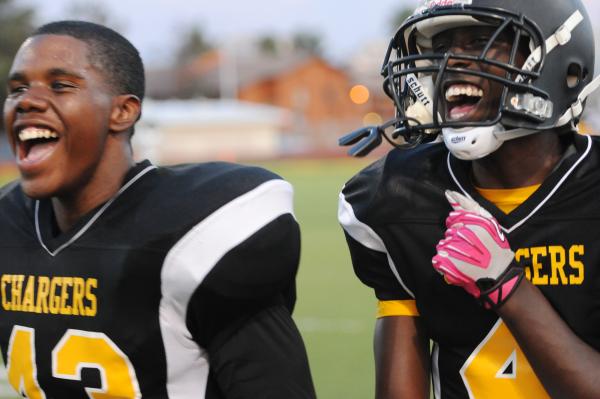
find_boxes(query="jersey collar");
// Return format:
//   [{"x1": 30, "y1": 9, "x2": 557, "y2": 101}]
[
  {"x1": 447, "y1": 134, "x2": 593, "y2": 234},
  {"x1": 35, "y1": 160, "x2": 158, "y2": 257}
]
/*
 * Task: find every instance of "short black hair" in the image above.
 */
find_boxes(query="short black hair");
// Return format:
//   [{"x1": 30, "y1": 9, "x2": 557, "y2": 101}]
[{"x1": 32, "y1": 20, "x2": 145, "y2": 101}]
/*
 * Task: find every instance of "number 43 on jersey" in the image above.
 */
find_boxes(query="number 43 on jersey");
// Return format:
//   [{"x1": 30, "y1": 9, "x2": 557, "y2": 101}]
[{"x1": 6, "y1": 326, "x2": 140, "y2": 399}]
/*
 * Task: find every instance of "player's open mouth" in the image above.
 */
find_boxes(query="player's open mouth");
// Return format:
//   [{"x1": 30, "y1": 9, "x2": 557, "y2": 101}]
[
  {"x1": 16, "y1": 126, "x2": 60, "y2": 165},
  {"x1": 444, "y1": 83, "x2": 484, "y2": 121}
]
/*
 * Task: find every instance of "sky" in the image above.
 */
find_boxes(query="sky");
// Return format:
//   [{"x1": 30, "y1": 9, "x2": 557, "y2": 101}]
[
  {"x1": 19, "y1": 0, "x2": 600, "y2": 68},
  {"x1": 19, "y1": 0, "x2": 417, "y2": 66}
]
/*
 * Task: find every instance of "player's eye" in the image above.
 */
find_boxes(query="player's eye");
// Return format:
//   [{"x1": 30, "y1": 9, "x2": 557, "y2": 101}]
[
  {"x1": 433, "y1": 42, "x2": 451, "y2": 53},
  {"x1": 466, "y1": 37, "x2": 491, "y2": 51},
  {"x1": 475, "y1": 37, "x2": 491, "y2": 47},
  {"x1": 7, "y1": 84, "x2": 28, "y2": 96},
  {"x1": 51, "y1": 81, "x2": 76, "y2": 91}
]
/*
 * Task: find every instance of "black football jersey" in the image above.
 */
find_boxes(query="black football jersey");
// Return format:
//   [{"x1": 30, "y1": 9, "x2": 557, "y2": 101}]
[
  {"x1": 339, "y1": 133, "x2": 600, "y2": 399},
  {"x1": 0, "y1": 160, "x2": 315, "y2": 398}
]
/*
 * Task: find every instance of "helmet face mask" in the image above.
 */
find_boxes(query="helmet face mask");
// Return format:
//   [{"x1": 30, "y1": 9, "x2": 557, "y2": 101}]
[
  {"x1": 339, "y1": 0, "x2": 596, "y2": 158},
  {"x1": 382, "y1": 4, "x2": 549, "y2": 148},
  {"x1": 432, "y1": 26, "x2": 529, "y2": 125}
]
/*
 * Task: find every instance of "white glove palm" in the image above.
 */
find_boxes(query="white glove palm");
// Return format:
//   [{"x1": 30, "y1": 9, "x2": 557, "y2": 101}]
[{"x1": 432, "y1": 190, "x2": 523, "y2": 309}]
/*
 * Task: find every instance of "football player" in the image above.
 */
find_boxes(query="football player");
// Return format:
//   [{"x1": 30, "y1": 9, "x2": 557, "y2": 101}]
[
  {"x1": 339, "y1": 0, "x2": 600, "y2": 398},
  {"x1": 0, "y1": 20, "x2": 316, "y2": 398}
]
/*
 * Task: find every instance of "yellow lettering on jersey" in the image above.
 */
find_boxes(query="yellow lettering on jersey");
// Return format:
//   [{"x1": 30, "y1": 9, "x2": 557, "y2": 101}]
[
  {"x1": 461, "y1": 319, "x2": 549, "y2": 398},
  {"x1": 72, "y1": 277, "x2": 86, "y2": 316},
  {"x1": 86, "y1": 279, "x2": 97, "y2": 317},
  {"x1": 1, "y1": 274, "x2": 11, "y2": 311},
  {"x1": 514, "y1": 244, "x2": 585, "y2": 286},
  {"x1": 0, "y1": 275, "x2": 98, "y2": 317},
  {"x1": 514, "y1": 248, "x2": 531, "y2": 281},
  {"x1": 548, "y1": 246, "x2": 568, "y2": 285},
  {"x1": 59, "y1": 277, "x2": 73, "y2": 316},
  {"x1": 569, "y1": 245, "x2": 585, "y2": 285},
  {"x1": 10, "y1": 275, "x2": 24, "y2": 311},
  {"x1": 35, "y1": 276, "x2": 50, "y2": 314},
  {"x1": 49, "y1": 277, "x2": 60, "y2": 314},
  {"x1": 530, "y1": 247, "x2": 548, "y2": 285},
  {"x1": 6, "y1": 326, "x2": 46, "y2": 399},
  {"x1": 53, "y1": 330, "x2": 140, "y2": 399},
  {"x1": 22, "y1": 276, "x2": 36, "y2": 313}
]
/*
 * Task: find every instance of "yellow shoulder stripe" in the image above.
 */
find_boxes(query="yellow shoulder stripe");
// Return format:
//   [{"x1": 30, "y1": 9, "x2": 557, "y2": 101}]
[{"x1": 376, "y1": 300, "x2": 419, "y2": 318}]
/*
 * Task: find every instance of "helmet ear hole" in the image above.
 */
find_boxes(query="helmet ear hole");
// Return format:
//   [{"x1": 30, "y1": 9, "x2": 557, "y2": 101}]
[
  {"x1": 582, "y1": 67, "x2": 589, "y2": 81},
  {"x1": 566, "y1": 63, "x2": 583, "y2": 89}
]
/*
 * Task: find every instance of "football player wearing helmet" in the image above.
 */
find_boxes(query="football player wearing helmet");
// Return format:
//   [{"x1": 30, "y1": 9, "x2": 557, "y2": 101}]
[
  {"x1": 339, "y1": 0, "x2": 600, "y2": 398},
  {"x1": 0, "y1": 21, "x2": 316, "y2": 398}
]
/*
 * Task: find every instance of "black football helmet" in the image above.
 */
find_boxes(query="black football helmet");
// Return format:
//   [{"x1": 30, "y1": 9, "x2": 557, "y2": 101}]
[{"x1": 340, "y1": 0, "x2": 597, "y2": 157}]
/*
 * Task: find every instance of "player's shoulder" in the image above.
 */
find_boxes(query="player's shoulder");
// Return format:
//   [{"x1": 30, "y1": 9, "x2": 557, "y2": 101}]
[
  {"x1": 340, "y1": 142, "x2": 450, "y2": 226},
  {"x1": 0, "y1": 179, "x2": 20, "y2": 198},
  {"x1": 152, "y1": 161, "x2": 288, "y2": 207},
  {"x1": 159, "y1": 161, "x2": 282, "y2": 192},
  {"x1": 132, "y1": 161, "x2": 293, "y2": 238},
  {"x1": 156, "y1": 162, "x2": 300, "y2": 307},
  {"x1": 0, "y1": 180, "x2": 36, "y2": 236},
  {"x1": 567, "y1": 133, "x2": 600, "y2": 179},
  {"x1": 585, "y1": 133, "x2": 600, "y2": 160},
  {"x1": 0, "y1": 179, "x2": 31, "y2": 212}
]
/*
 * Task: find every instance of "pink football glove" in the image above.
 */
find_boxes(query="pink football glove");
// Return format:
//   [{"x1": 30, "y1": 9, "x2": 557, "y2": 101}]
[{"x1": 432, "y1": 190, "x2": 524, "y2": 310}]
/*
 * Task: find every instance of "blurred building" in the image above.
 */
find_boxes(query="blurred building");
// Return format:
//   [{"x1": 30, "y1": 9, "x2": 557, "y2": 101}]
[
  {"x1": 346, "y1": 39, "x2": 394, "y2": 122},
  {"x1": 134, "y1": 99, "x2": 292, "y2": 164},
  {"x1": 146, "y1": 41, "x2": 394, "y2": 156},
  {"x1": 235, "y1": 54, "x2": 363, "y2": 152}
]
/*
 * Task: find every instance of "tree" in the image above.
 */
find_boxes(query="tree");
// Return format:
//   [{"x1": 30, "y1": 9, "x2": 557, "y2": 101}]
[
  {"x1": 169, "y1": 27, "x2": 215, "y2": 99},
  {"x1": 0, "y1": 0, "x2": 35, "y2": 129},
  {"x1": 292, "y1": 32, "x2": 322, "y2": 56},
  {"x1": 176, "y1": 27, "x2": 212, "y2": 64},
  {"x1": 390, "y1": 6, "x2": 416, "y2": 34},
  {"x1": 257, "y1": 35, "x2": 278, "y2": 56},
  {"x1": 65, "y1": 2, "x2": 118, "y2": 28}
]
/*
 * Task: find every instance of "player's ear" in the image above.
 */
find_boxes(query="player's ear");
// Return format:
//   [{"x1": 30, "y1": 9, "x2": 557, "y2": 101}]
[{"x1": 109, "y1": 94, "x2": 141, "y2": 134}]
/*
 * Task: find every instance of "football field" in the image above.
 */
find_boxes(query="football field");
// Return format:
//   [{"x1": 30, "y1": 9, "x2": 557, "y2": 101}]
[
  {"x1": 259, "y1": 158, "x2": 376, "y2": 399},
  {"x1": 0, "y1": 158, "x2": 377, "y2": 399}
]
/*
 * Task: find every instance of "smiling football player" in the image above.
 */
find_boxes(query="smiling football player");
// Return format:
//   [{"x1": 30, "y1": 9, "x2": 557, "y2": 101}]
[
  {"x1": 339, "y1": 0, "x2": 600, "y2": 398},
  {"x1": 0, "y1": 20, "x2": 315, "y2": 399}
]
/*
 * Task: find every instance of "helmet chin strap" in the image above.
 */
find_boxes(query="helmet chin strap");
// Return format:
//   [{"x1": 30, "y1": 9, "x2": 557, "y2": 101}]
[
  {"x1": 517, "y1": 8, "x2": 600, "y2": 129},
  {"x1": 556, "y1": 74, "x2": 600, "y2": 128},
  {"x1": 442, "y1": 125, "x2": 536, "y2": 160}
]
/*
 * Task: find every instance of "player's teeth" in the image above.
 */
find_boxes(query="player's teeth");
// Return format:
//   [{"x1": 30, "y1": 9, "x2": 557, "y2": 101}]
[
  {"x1": 445, "y1": 85, "x2": 484, "y2": 101},
  {"x1": 18, "y1": 127, "x2": 58, "y2": 142}
]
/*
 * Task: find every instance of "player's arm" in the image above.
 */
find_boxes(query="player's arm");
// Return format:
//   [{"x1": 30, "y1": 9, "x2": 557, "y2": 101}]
[
  {"x1": 187, "y1": 213, "x2": 316, "y2": 399},
  {"x1": 341, "y1": 230, "x2": 430, "y2": 399},
  {"x1": 202, "y1": 302, "x2": 315, "y2": 399},
  {"x1": 434, "y1": 190, "x2": 600, "y2": 398},
  {"x1": 339, "y1": 168, "x2": 431, "y2": 398},
  {"x1": 374, "y1": 316, "x2": 430, "y2": 399},
  {"x1": 497, "y1": 280, "x2": 600, "y2": 398}
]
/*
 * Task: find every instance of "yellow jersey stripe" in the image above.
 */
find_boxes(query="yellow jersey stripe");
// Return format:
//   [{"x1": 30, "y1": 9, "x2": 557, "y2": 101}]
[
  {"x1": 377, "y1": 300, "x2": 419, "y2": 318},
  {"x1": 476, "y1": 184, "x2": 541, "y2": 214}
]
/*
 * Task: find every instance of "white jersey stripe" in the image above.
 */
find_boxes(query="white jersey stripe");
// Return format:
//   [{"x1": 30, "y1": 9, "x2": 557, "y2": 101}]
[
  {"x1": 159, "y1": 179, "x2": 295, "y2": 398},
  {"x1": 432, "y1": 341, "x2": 441, "y2": 399},
  {"x1": 338, "y1": 190, "x2": 415, "y2": 298}
]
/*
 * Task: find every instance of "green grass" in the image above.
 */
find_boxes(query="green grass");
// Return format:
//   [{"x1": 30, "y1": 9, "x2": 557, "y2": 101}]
[
  {"x1": 256, "y1": 158, "x2": 377, "y2": 399},
  {"x1": 0, "y1": 158, "x2": 378, "y2": 399}
]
